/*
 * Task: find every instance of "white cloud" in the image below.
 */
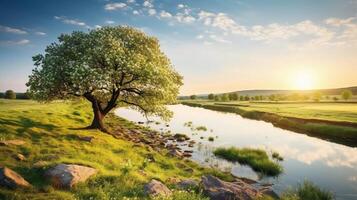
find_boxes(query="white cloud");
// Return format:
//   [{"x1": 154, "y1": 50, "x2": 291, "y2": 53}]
[
  {"x1": 325, "y1": 17, "x2": 355, "y2": 27},
  {"x1": 127, "y1": 0, "x2": 135, "y2": 3},
  {"x1": 133, "y1": 10, "x2": 140, "y2": 15},
  {"x1": 159, "y1": 10, "x2": 172, "y2": 19},
  {"x1": 0, "y1": 25, "x2": 27, "y2": 34},
  {"x1": 105, "y1": 20, "x2": 115, "y2": 24},
  {"x1": 177, "y1": 4, "x2": 187, "y2": 9},
  {"x1": 148, "y1": 9, "x2": 157, "y2": 16},
  {"x1": 143, "y1": 0, "x2": 153, "y2": 8},
  {"x1": 175, "y1": 13, "x2": 195, "y2": 24},
  {"x1": 196, "y1": 34, "x2": 204, "y2": 39},
  {"x1": 35, "y1": 31, "x2": 46, "y2": 36},
  {"x1": 0, "y1": 39, "x2": 30, "y2": 46},
  {"x1": 209, "y1": 34, "x2": 231, "y2": 43},
  {"x1": 95, "y1": 25, "x2": 102, "y2": 29},
  {"x1": 104, "y1": 2, "x2": 127, "y2": 11},
  {"x1": 54, "y1": 16, "x2": 90, "y2": 28}
]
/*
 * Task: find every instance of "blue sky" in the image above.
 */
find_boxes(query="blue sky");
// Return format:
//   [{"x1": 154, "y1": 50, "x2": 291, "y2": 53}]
[{"x1": 1, "y1": 0, "x2": 357, "y2": 95}]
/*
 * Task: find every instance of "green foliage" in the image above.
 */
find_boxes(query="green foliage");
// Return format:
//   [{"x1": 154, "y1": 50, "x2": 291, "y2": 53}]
[
  {"x1": 190, "y1": 95, "x2": 197, "y2": 100},
  {"x1": 341, "y1": 90, "x2": 352, "y2": 101},
  {"x1": 213, "y1": 147, "x2": 283, "y2": 176},
  {"x1": 5, "y1": 90, "x2": 16, "y2": 99},
  {"x1": 221, "y1": 94, "x2": 229, "y2": 101},
  {"x1": 228, "y1": 93, "x2": 238, "y2": 101},
  {"x1": 27, "y1": 26, "x2": 182, "y2": 120},
  {"x1": 281, "y1": 181, "x2": 334, "y2": 200},
  {"x1": 208, "y1": 93, "x2": 214, "y2": 100},
  {"x1": 272, "y1": 152, "x2": 284, "y2": 161}
]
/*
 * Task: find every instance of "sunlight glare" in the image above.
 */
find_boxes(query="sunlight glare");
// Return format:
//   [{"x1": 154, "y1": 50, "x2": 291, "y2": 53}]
[{"x1": 293, "y1": 70, "x2": 315, "y2": 90}]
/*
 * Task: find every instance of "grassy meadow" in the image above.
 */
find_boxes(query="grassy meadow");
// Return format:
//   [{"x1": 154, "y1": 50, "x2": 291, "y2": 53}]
[{"x1": 0, "y1": 99, "x2": 232, "y2": 200}]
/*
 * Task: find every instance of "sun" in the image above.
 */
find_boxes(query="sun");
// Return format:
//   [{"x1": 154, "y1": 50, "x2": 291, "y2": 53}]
[{"x1": 293, "y1": 71, "x2": 315, "y2": 90}]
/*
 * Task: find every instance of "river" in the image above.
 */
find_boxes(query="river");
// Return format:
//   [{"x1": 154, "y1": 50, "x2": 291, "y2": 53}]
[{"x1": 115, "y1": 104, "x2": 357, "y2": 200}]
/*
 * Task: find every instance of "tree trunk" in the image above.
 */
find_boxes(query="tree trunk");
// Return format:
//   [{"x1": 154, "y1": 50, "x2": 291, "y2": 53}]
[{"x1": 87, "y1": 100, "x2": 108, "y2": 133}]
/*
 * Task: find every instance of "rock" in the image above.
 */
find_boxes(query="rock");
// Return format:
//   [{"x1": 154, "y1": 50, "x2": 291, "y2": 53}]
[
  {"x1": 177, "y1": 179, "x2": 199, "y2": 189},
  {"x1": 173, "y1": 134, "x2": 190, "y2": 142},
  {"x1": 45, "y1": 164, "x2": 97, "y2": 189},
  {"x1": 182, "y1": 152, "x2": 192, "y2": 157},
  {"x1": 168, "y1": 149, "x2": 183, "y2": 157},
  {"x1": 78, "y1": 136, "x2": 94, "y2": 142},
  {"x1": 33, "y1": 161, "x2": 49, "y2": 168},
  {"x1": 201, "y1": 175, "x2": 262, "y2": 200},
  {"x1": 0, "y1": 140, "x2": 25, "y2": 146},
  {"x1": 15, "y1": 153, "x2": 26, "y2": 161},
  {"x1": 144, "y1": 179, "x2": 172, "y2": 197},
  {"x1": 0, "y1": 167, "x2": 31, "y2": 189}
]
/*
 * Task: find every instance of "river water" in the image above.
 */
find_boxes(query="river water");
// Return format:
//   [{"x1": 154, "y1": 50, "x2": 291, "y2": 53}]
[{"x1": 115, "y1": 104, "x2": 357, "y2": 199}]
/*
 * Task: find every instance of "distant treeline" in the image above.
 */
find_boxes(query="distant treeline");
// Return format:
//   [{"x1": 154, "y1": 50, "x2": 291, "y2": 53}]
[
  {"x1": 180, "y1": 89, "x2": 355, "y2": 102},
  {"x1": 0, "y1": 90, "x2": 30, "y2": 99}
]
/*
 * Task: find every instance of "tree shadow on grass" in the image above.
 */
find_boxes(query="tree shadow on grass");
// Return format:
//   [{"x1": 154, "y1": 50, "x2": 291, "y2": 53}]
[{"x1": 0, "y1": 117, "x2": 57, "y2": 141}]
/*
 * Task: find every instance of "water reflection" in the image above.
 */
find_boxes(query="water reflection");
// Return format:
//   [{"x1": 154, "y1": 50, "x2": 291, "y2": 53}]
[{"x1": 115, "y1": 104, "x2": 357, "y2": 200}]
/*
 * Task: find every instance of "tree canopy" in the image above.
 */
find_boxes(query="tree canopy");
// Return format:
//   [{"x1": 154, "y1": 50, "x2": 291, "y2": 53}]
[
  {"x1": 341, "y1": 90, "x2": 352, "y2": 101},
  {"x1": 27, "y1": 26, "x2": 183, "y2": 131}
]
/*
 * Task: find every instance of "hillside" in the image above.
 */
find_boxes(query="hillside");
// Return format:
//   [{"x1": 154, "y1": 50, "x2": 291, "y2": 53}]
[{"x1": 181, "y1": 86, "x2": 357, "y2": 98}]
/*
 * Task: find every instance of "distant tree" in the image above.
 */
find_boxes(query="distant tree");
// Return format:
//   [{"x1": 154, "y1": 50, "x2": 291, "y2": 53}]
[
  {"x1": 228, "y1": 93, "x2": 238, "y2": 101},
  {"x1": 269, "y1": 94, "x2": 276, "y2": 101},
  {"x1": 214, "y1": 95, "x2": 221, "y2": 101},
  {"x1": 254, "y1": 96, "x2": 259, "y2": 101},
  {"x1": 313, "y1": 92, "x2": 322, "y2": 102},
  {"x1": 341, "y1": 90, "x2": 353, "y2": 101},
  {"x1": 208, "y1": 93, "x2": 214, "y2": 100},
  {"x1": 221, "y1": 94, "x2": 229, "y2": 101},
  {"x1": 26, "y1": 26, "x2": 182, "y2": 132},
  {"x1": 4, "y1": 90, "x2": 16, "y2": 99},
  {"x1": 333, "y1": 97, "x2": 339, "y2": 102},
  {"x1": 244, "y1": 95, "x2": 250, "y2": 101},
  {"x1": 325, "y1": 95, "x2": 330, "y2": 100},
  {"x1": 190, "y1": 95, "x2": 197, "y2": 100},
  {"x1": 239, "y1": 96, "x2": 244, "y2": 101},
  {"x1": 259, "y1": 95, "x2": 263, "y2": 101},
  {"x1": 0, "y1": 93, "x2": 4, "y2": 98}
]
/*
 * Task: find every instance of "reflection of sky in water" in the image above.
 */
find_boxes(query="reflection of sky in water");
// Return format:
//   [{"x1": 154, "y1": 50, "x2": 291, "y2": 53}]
[{"x1": 115, "y1": 104, "x2": 357, "y2": 200}]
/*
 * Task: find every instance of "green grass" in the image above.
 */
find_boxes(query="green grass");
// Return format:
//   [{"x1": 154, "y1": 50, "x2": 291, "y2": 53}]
[
  {"x1": 183, "y1": 100, "x2": 357, "y2": 123},
  {"x1": 281, "y1": 181, "x2": 334, "y2": 200},
  {"x1": 213, "y1": 147, "x2": 283, "y2": 176},
  {"x1": 0, "y1": 99, "x2": 233, "y2": 199}
]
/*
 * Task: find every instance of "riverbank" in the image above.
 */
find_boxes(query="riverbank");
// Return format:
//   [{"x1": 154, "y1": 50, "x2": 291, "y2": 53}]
[
  {"x1": 181, "y1": 101, "x2": 357, "y2": 147},
  {"x1": 0, "y1": 99, "x2": 279, "y2": 199}
]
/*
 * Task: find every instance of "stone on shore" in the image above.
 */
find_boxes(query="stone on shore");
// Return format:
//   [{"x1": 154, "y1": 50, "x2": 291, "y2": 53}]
[
  {"x1": 45, "y1": 164, "x2": 97, "y2": 189},
  {"x1": 201, "y1": 175, "x2": 262, "y2": 200}
]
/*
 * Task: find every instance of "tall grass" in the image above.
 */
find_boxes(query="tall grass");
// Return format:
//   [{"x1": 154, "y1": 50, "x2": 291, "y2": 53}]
[
  {"x1": 282, "y1": 181, "x2": 334, "y2": 200},
  {"x1": 213, "y1": 147, "x2": 283, "y2": 176}
]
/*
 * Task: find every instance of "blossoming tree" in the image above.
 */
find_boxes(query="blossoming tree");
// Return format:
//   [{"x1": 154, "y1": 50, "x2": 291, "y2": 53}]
[{"x1": 27, "y1": 26, "x2": 183, "y2": 132}]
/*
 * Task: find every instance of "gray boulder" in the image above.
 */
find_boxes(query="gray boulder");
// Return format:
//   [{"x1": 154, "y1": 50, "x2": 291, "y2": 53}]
[
  {"x1": 144, "y1": 179, "x2": 172, "y2": 196},
  {"x1": 177, "y1": 179, "x2": 199, "y2": 189},
  {"x1": 45, "y1": 164, "x2": 97, "y2": 189},
  {"x1": 201, "y1": 175, "x2": 262, "y2": 200}
]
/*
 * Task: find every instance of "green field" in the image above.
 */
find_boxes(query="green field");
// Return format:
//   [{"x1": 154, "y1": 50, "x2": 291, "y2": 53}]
[
  {"x1": 0, "y1": 99, "x2": 231, "y2": 200},
  {"x1": 181, "y1": 100, "x2": 357, "y2": 147},
  {"x1": 182, "y1": 100, "x2": 357, "y2": 123}
]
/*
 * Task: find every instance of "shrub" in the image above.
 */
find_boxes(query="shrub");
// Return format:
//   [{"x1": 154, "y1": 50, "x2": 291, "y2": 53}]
[{"x1": 4, "y1": 90, "x2": 16, "y2": 99}]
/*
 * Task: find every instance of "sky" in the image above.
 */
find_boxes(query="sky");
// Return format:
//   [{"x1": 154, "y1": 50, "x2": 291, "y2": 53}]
[{"x1": 0, "y1": 0, "x2": 357, "y2": 95}]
